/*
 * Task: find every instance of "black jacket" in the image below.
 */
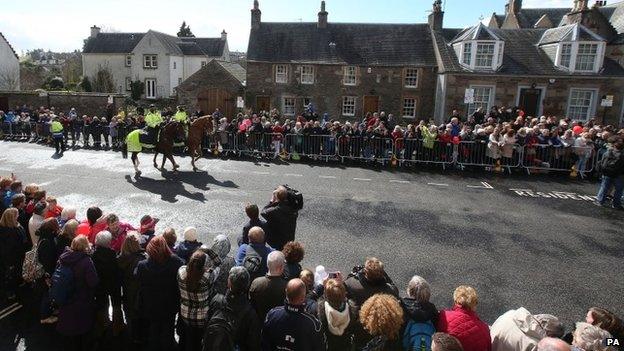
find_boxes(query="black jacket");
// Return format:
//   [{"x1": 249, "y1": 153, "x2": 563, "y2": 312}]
[
  {"x1": 135, "y1": 255, "x2": 184, "y2": 320},
  {"x1": 92, "y1": 246, "x2": 122, "y2": 309},
  {"x1": 317, "y1": 298, "x2": 360, "y2": 351},
  {"x1": 400, "y1": 298, "x2": 439, "y2": 325},
  {"x1": 249, "y1": 275, "x2": 287, "y2": 322},
  {"x1": 261, "y1": 303, "x2": 324, "y2": 351},
  {"x1": 261, "y1": 201, "x2": 298, "y2": 250},
  {"x1": 205, "y1": 292, "x2": 261, "y2": 351},
  {"x1": 344, "y1": 271, "x2": 399, "y2": 309},
  {"x1": 117, "y1": 250, "x2": 147, "y2": 319},
  {"x1": 0, "y1": 226, "x2": 27, "y2": 278},
  {"x1": 36, "y1": 228, "x2": 59, "y2": 275},
  {"x1": 239, "y1": 218, "x2": 268, "y2": 246}
]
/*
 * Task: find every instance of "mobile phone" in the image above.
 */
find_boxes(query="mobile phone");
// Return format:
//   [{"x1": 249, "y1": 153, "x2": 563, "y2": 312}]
[{"x1": 328, "y1": 271, "x2": 340, "y2": 279}]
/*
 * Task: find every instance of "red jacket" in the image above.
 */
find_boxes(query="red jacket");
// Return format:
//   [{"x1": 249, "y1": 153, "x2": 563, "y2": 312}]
[{"x1": 437, "y1": 305, "x2": 492, "y2": 351}]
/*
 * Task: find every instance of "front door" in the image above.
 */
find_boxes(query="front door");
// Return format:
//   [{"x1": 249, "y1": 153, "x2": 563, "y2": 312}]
[
  {"x1": 519, "y1": 88, "x2": 541, "y2": 117},
  {"x1": 256, "y1": 96, "x2": 271, "y2": 112},
  {"x1": 363, "y1": 96, "x2": 380, "y2": 115},
  {"x1": 197, "y1": 88, "x2": 235, "y2": 117}
]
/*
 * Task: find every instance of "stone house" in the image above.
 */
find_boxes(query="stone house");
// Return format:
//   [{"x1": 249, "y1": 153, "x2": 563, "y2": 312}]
[
  {"x1": 82, "y1": 26, "x2": 230, "y2": 99},
  {"x1": 245, "y1": 1, "x2": 438, "y2": 122},
  {"x1": 177, "y1": 60, "x2": 246, "y2": 117},
  {"x1": 246, "y1": 0, "x2": 624, "y2": 126},
  {"x1": 0, "y1": 32, "x2": 20, "y2": 91}
]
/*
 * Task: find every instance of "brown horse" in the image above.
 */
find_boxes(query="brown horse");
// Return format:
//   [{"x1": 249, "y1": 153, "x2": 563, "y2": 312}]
[
  {"x1": 187, "y1": 116, "x2": 214, "y2": 171},
  {"x1": 153, "y1": 121, "x2": 186, "y2": 171}
]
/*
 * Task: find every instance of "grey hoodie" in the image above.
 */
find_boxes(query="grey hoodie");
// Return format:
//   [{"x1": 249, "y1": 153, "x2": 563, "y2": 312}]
[{"x1": 211, "y1": 235, "x2": 236, "y2": 295}]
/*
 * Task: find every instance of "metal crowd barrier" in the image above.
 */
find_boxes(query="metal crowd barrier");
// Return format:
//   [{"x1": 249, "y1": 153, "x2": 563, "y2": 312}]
[
  {"x1": 523, "y1": 145, "x2": 594, "y2": 175},
  {"x1": 396, "y1": 139, "x2": 455, "y2": 169},
  {"x1": 455, "y1": 141, "x2": 523, "y2": 172}
]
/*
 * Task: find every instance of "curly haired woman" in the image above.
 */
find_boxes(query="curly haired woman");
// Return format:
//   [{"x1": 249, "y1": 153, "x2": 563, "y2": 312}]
[{"x1": 359, "y1": 293, "x2": 404, "y2": 351}]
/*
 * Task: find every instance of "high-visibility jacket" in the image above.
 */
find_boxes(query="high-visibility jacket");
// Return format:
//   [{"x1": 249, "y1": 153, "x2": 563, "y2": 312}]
[
  {"x1": 51, "y1": 121, "x2": 64, "y2": 133},
  {"x1": 145, "y1": 112, "x2": 163, "y2": 128},
  {"x1": 173, "y1": 111, "x2": 188, "y2": 124}
]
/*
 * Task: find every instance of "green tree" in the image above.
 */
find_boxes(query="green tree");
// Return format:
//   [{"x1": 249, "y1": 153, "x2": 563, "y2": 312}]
[
  {"x1": 177, "y1": 21, "x2": 195, "y2": 37},
  {"x1": 81, "y1": 76, "x2": 93, "y2": 92},
  {"x1": 46, "y1": 76, "x2": 65, "y2": 90},
  {"x1": 130, "y1": 80, "x2": 144, "y2": 101},
  {"x1": 92, "y1": 67, "x2": 115, "y2": 93}
]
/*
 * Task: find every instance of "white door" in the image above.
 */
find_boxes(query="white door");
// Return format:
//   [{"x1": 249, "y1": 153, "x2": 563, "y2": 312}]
[{"x1": 145, "y1": 79, "x2": 156, "y2": 99}]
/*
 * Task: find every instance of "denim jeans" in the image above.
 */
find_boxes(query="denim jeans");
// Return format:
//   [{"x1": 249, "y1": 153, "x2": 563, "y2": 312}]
[{"x1": 597, "y1": 175, "x2": 623, "y2": 207}]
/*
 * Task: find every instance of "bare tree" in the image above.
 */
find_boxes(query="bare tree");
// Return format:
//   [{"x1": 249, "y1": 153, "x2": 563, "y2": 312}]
[
  {"x1": 92, "y1": 65, "x2": 115, "y2": 93},
  {"x1": 0, "y1": 68, "x2": 20, "y2": 91}
]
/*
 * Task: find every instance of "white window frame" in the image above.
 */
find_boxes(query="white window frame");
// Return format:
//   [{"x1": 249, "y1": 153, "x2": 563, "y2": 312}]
[
  {"x1": 125, "y1": 77, "x2": 132, "y2": 91},
  {"x1": 475, "y1": 42, "x2": 496, "y2": 68},
  {"x1": 145, "y1": 78, "x2": 157, "y2": 99},
  {"x1": 300, "y1": 65, "x2": 314, "y2": 85},
  {"x1": 559, "y1": 43, "x2": 572, "y2": 69},
  {"x1": 467, "y1": 85, "x2": 495, "y2": 116},
  {"x1": 282, "y1": 97, "x2": 296, "y2": 116},
  {"x1": 555, "y1": 42, "x2": 605, "y2": 73},
  {"x1": 462, "y1": 42, "x2": 472, "y2": 65},
  {"x1": 342, "y1": 96, "x2": 356, "y2": 116},
  {"x1": 567, "y1": 88, "x2": 598, "y2": 121},
  {"x1": 143, "y1": 55, "x2": 157, "y2": 69},
  {"x1": 455, "y1": 40, "x2": 504, "y2": 70},
  {"x1": 575, "y1": 43, "x2": 599, "y2": 72},
  {"x1": 343, "y1": 66, "x2": 357, "y2": 86},
  {"x1": 404, "y1": 68, "x2": 418, "y2": 88},
  {"x1": 125, "y1": 55, "x2": 132, "y2": 67},
  {"x1": 402, "y1": 98, "x2": 417, "y2": 118},
  {"x1": 275, "y1": 64, "x2": 288, "y2": 84}
]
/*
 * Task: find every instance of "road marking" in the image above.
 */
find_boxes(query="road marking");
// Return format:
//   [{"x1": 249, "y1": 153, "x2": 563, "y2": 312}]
[
  {"x1": 319, "y1": 175, "x2": 337, "y2": 179},
  {"x1": 252, "y1": 171, "x2": 271, "y2": 175},
  {"x1": 427, "y1": 182, "x2": 449, "y2": 187},
  {"x1": 284, "y1": 173, "x2": 303, "y2": 177},
  {"x1": 389, "y1": 180, "x2": 410, "y2": 184},
  {"x1": 467, "y1": 182, "x2": 494, "y2": 189},
  {"x1": 353, "y1": 178, "x2": 372, "y2": 181},
  {"x1": 510, "y1": 188, "x2": 596, "y2": 201}
]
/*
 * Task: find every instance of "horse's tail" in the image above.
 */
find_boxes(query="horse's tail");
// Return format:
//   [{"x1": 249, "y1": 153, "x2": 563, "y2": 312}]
[{"x1": 121, "y1": 141, "x2": 128, "y2": 159}]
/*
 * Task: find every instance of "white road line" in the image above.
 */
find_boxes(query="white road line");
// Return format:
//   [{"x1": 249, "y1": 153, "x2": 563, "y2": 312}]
[
  {"x1": 284, "y1": 173, "x2": 303, "y2": 177},
  {"x1": 509, "y1": 188, "x2": 533, "y2": 191},
  {"x1": 252, "y1": 171, "x2": 271, "y2": 175},
  {"x1": 467, "y1": 182, "x2": 494, "y2": 189},
  {"x1": 353, "y1": 178, "x2": 372, "y2": 181},
  {"x1": 428, "y1": 182, "x2": 449, "y2": 187},
  {"x1": 319, "y1": 175, "x2": 337, "y2": 179},
  {"x1": 389, "y1": 180, "x2": 410, "y2": 184},
  {"x1": 0, "y1": 303, "x2": 22, "y2": 320}
]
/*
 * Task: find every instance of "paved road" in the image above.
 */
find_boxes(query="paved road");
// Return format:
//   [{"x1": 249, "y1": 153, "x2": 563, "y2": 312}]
[{"x1": 1, "y1": 142, "x2": 622, "y2": 329}]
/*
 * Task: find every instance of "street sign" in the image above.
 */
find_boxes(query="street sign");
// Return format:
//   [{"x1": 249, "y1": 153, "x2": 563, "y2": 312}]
[
  {"x1": 464, "y1": 88, "x2": 475, "y2": 104},
  {"x1": 601, "y1": 95, "x2": 613, "y2": 107},
  {"x1": 236, "y1": 97, "x2": 244, "y2": 108},
  {"x1": 107, "y1": 95, "x2": 114, "y2": 105}
]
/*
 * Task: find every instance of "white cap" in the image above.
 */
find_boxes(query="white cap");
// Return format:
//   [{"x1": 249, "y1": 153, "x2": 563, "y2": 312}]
[{"x1": 183, "y1": 226, "x2": 198, "y2": 242}]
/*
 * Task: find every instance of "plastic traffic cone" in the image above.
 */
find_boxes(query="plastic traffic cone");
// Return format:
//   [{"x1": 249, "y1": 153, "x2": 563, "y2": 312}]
[
  {"x1": 570, "y1": 165, "x2": 578, "y2": 178},
  {"x1": 494, "y1": 160, "x2": 502, "y2": 173}
]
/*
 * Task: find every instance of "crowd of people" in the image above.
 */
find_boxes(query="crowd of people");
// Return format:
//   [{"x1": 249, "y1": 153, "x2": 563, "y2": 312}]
[
  {"x1": 2, "y1": 104, "x2": 624, "y2": 172},
  {"x1": 1, "y1": 173, "x2": 623, "y2": 351}
]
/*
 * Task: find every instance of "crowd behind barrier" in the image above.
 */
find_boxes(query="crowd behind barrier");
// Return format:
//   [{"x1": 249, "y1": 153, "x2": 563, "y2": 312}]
[
  {"x1": 1, "y1": 105, "x2": 624, "y2": 178},
  {"x1": 0, "y1": 175, "x2": 622, "y2": 351}
]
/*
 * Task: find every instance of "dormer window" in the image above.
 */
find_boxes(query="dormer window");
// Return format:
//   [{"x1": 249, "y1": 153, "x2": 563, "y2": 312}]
[
  {"x1": 559, "y1": 43, "x2": 572, "y2": 68},
  {"x1": 541, "y1": 24, "x2": 606, "y2": 74},
  {"x1": 452, "y1": 23, "x2": 504, "y2": 71},
  {"x1": 575, "y1": 43, "x2": 598, "y2": 71}
]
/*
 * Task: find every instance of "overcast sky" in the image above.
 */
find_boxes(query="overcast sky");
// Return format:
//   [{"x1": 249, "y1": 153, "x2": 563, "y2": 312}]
[{"x1": 2, "y1": 0, "x2": 573, "y2": 54}]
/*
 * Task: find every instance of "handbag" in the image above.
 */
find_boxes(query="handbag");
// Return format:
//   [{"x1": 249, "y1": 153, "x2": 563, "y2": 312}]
[{"x1": 22, "y1": 244, "x2": 45, "y2": 283}]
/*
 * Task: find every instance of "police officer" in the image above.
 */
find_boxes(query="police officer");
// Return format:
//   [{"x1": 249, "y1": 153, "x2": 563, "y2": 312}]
[
  {"x1": 50, "y1": 116, "x2": 64, "y2": 155},
  {"x1": 144, "y1": 104, "x2": 163, "y2": 144},
  {"x1": 172, "y1": 106, "x2": 189, "y2": 142}
]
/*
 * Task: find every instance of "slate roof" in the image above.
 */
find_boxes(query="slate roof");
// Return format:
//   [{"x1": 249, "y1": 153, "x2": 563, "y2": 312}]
[
  {"x1": 83, "y1": 30, "x2": 225, "y2": 56},
  {"x1": 83, "y1": 33, "x2": 145, "y2": 54},
  {"x1": 451, "y1": 23, "x2": 502, "y2": 43},
  {"x1": 538, "y1": 24, "x2": 604, "y2": 45},
  {"x1": 601, "y1": 1, "x2": 624, "y2": 34},
  {"x1": 215, "y1": 60, "x2": 246, "y2": 83},
  {"x1": 516, "y1": 8, "x2": 571, "y2": 28},
  {"x1": 0, "y1": 32, "x2": 18, "y2": 59},
  {"x1": 433, "y1": 27, "x2": 624, "y2": 77},
  {"x1": 178, "y1": 59, "x2": 245, "y2": 89},
  {"x1": 247, "y1": 22, "x2": 437, "y2": 67}
]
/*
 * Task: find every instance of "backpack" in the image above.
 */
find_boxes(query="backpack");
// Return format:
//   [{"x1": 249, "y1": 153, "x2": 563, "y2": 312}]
[
  {"x1": 49, "y1": 261, "x2": 78, "y2": 307},
  {"x1": 22, "y1": 244, "x2": 45, "y2": 283},
  {"x1": 600, "y1": 149, "x2": 624, "y2": 177},
  {"x1": 283, "y1": 184, "x2": 304, "y2": 210},
  {"x1": 402, "y1": 320, "x2": 436, "y2": 351},
  {"x1": 242, "y1": 245, "x2": 263, "y2": 281},
  {"x1": 203, "y1": 296, "x2": 253, "y2": 351}
]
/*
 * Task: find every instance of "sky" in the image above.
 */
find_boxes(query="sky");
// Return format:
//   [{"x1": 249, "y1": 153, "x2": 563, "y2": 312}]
[{"x1": 1, "y1": 0, "x2": 574, "y2": 55}]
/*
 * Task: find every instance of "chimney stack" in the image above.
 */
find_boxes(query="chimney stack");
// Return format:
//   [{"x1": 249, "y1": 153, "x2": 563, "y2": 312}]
[
  {"x1": 428, "y1": 0, "x2": 444, "y2": 31},
  {"x1": 318, "y1": 1, "x2": 328, "y2": 29},
  {"x1": 221, "y1": 30, "x2": 227, "y2": 40},
  {"x1": 251, "y1": 0, "x2": 261, "y2": 30},
  {"x1": 90, "y1": 25, "x2": 101, "y2": 39}
]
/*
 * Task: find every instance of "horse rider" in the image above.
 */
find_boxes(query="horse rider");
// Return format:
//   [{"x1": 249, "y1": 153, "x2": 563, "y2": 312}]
[{"x1": 144, "y1": 104, "x2": 163, "y2": 144}]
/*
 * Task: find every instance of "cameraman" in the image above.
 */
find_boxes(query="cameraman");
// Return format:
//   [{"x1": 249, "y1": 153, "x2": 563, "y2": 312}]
[
  {"x1": 261, "y1": 185, "x2": 299, "y2": 251},
  {"x1": 344, "y1": 257, "x2": 399, "y2": 309}
]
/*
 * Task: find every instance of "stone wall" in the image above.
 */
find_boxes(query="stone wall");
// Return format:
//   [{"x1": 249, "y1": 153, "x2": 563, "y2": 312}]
[
  {"x1": 441, "y1": 74, "x2": 624, "y2": 126},
  {"x1": 246, "y1": 62, "x2": 437, "y2": 122},
  {"x1": 0, "y1": 91, "x2": 126, "y2": 116}
]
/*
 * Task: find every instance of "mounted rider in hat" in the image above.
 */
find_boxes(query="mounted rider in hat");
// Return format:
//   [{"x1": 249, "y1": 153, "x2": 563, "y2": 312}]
[
  {"x1": 172, "y1": 105, "x2": 189, "y2": 143},
  {"x1": 144, "y1": 104, "x2": 163, "y2": 144}
]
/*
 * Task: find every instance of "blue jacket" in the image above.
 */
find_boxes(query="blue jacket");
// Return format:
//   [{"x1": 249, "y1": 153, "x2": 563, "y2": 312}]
[
  {"x1": 174, "y1": 240, "x2": 202, "y2": 263},
  {"x1": 235, "y1": 243, "x2": 274, "y2": 276},
  {"x1": 261, "y1": 303, "x2": 324, "y2": 351}
]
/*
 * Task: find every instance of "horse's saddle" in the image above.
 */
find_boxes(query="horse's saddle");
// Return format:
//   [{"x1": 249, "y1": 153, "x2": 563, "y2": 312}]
[{"x1": 139, "y1": 129, "x2": 157, "y2": 148}]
